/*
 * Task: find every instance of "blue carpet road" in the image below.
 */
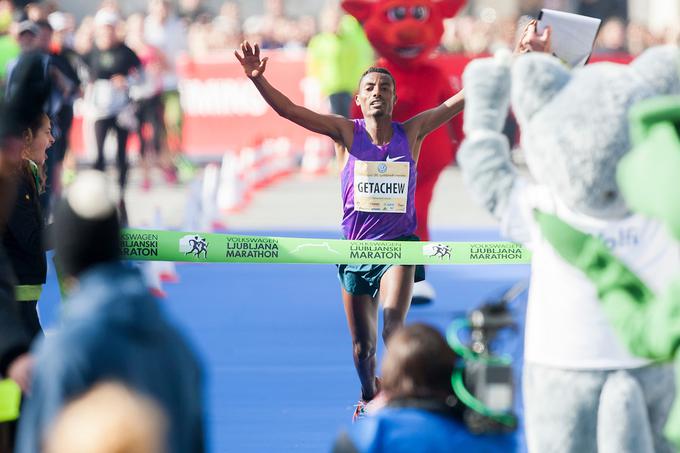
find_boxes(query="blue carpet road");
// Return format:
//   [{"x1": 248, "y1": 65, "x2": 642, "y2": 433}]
[{"x1": 39, "y1": 228, "x2": 530, "y2": 453}]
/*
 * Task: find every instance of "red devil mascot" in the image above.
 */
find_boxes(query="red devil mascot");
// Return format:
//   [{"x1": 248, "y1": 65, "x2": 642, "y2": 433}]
[{"x1": 342, "y1": 0, "x2": 466, "y2": 303}]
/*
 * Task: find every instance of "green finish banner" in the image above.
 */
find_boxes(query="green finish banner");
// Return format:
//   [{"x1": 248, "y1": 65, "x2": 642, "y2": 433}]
[{"x1": 121, "y1": 229, "x2": 531, "y2": 265}]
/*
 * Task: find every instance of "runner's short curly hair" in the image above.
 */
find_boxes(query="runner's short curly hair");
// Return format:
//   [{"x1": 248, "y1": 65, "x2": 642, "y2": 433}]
[{"x1": 359, "y1": 67, "x2": 396, "y2": 90}]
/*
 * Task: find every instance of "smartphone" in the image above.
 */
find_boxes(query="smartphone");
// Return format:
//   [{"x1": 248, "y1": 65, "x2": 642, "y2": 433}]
[{"x1": 537, "y1": 8, "x2": 602, "y2": 67}]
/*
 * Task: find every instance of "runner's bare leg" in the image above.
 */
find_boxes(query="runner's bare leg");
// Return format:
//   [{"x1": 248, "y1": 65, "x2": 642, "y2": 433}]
[
  {"x1": 342, "y1": 289, "x2": 379, "y2": 400},
  {"x1": 380, "y1": 265, "x2": 415, "y2": 343}
]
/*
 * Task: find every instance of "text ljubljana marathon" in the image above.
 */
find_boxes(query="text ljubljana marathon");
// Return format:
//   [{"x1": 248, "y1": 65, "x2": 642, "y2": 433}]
[
  {"x1": 226, "y1": 237, "x2": 279, "y2": 258},
  {"x1": 469, "y1": 245, "x2": 521, "y2": 260},
  {"x1": 349, "y1": 243, "x2": 401, "y2": 260}
]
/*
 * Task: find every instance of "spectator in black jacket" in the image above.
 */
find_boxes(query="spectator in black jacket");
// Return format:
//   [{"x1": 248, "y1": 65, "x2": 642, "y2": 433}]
[
  {"x1": 0, "y1": 49, "x2": 52, "y2": 453},
  {"x1": 2, "y1": 112, "x2": 54, "y2": 339},
  {"x1": 0, "y1": 105, "x2": 34, "y2": 453}
]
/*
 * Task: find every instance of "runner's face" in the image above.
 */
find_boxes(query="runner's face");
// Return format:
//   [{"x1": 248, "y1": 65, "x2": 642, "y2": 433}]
[
  {"x1": 95, "y1": 25, "x2": 116, "y2": 50},
  {"x1": 356, "y1": 73, "x2": 396, "y2": 118}
]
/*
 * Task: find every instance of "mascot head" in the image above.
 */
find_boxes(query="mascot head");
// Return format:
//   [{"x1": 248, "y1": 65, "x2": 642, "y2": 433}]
[{"x1": 342, "y1": 0, "x2": 465, "y2": 67}]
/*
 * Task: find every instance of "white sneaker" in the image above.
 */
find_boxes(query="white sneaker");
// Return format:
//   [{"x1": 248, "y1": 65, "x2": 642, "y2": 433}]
[{"x1": 411, "y1": 280, "x2": 436, "y2": 305}]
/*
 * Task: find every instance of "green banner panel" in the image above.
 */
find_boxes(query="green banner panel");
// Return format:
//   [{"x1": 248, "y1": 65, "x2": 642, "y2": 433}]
[{"x1": 121, "y1": 229, "x2": 531, "y2": 265}]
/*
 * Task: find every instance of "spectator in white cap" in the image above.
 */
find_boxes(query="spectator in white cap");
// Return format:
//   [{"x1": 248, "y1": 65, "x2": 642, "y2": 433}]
[
  {"x1": 84, "y1": 8, "x2": 143, "y2": 219},
  {"x1": 94, "y1": 8, "x2": 119, "y2": 28},
  {"x1": 46, "y1": 11, "x2": 65, "y2": 33}
]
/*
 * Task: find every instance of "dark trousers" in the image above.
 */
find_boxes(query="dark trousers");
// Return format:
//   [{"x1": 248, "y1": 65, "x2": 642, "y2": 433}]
[
  {"x1": 0, "y1": 419, "x2": 17, "y2": 453},
  {"x1": 17, "y1": 299, "x2": 42, "y2": 340},
  {"x1": 50, "y1": 106, "x2": 74, "y2": 165},
  {"x1": 94, "y1": 116, "x2": 129, "y2": 190},
  {"x1": 136, "y1": 95, "x2": 166, "y2": 157},
  {"x1": 0, "y1": 301, "x2": 40, "y2": 453}
]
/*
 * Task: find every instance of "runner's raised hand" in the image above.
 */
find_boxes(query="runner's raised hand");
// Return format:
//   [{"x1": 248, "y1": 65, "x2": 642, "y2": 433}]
[{"x1": 234, "y1": 41, "x2": 269, "y2": 79}]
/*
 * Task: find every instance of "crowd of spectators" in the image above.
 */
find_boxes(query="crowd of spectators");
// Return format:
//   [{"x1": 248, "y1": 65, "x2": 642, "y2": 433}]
[
  {"x1": 0, "y1": 0, "x2": 673, "y2": 80},
  {"x1": 440, "y1": 14, "x2": 680, "y2": 56},
  {"x1": 0, "y1": 0, "x2": 668, "y2": 205},
  {"x1": 0, "y1": 1, "x2": 674, "y2": 100},
  {"x1": 0, "y1": 0, "x2": 670, "y2": 196},
  {"x1": 151, "y1": 0, "x2": 680, "y2": 58},
  {"x1": 22, "y1": 0, "x2": 670, "y2": 61},
  {"x1": 186, "y1": 2, "x2": 679, "y2": 57}
]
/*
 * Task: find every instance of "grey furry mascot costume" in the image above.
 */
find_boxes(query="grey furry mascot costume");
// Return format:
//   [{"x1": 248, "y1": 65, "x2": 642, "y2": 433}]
[{"x1": 457, "y1": 47, "x2": 680, "y2": 453}]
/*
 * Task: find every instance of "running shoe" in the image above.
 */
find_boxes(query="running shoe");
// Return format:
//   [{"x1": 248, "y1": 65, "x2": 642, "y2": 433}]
[
  {"x1": 353, "y1": 376, "x2": 383, "y2": 422},
  {"x1": 352, "y1": 400, "x2": 368, "y2": 423}
]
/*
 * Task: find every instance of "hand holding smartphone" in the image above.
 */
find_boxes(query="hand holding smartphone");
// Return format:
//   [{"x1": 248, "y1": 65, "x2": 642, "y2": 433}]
[{"x1": 537, "y1": 9, "x2": 601, "y2": 67}]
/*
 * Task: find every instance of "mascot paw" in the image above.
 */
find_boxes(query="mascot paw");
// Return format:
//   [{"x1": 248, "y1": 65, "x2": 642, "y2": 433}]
[{"x1": 462, "y1": 57, "x2": 512, "y2": 134}]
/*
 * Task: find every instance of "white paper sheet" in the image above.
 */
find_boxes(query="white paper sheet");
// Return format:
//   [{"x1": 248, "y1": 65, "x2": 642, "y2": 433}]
[{"x1": 537, "y1": 9, "x2": 602, "y2": 67}]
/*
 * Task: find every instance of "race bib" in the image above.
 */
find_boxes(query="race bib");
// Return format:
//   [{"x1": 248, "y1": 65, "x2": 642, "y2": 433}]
[{"x1": 354, "y1": 161, "x2": 410, "y2": 213}]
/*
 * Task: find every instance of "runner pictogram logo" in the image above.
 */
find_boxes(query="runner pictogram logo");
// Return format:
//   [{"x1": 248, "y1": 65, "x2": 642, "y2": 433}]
[
  {"x1": 179, "y1": 234, "x2": 209, "y2": 259},
  {"x1": 423, "y1": 243, "x2": 452, "y2": 260}
]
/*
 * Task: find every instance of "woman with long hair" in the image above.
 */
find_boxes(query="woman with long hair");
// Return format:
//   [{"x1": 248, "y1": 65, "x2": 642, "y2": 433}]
[
  {"x1": 333, "y1": 323, "x2": 517, "y2": 452},
  {"x1": 2, "y1": 112, "x2": 54, "y2": 339}
]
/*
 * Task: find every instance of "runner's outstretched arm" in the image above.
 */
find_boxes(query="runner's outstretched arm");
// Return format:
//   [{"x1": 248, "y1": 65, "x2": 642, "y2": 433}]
[
  {"x1": 403, "y1": 89, "x2": 465, "y2": 144},
  {"x1": 234, "y1": 41, "x2": 353, "y2": 146}
]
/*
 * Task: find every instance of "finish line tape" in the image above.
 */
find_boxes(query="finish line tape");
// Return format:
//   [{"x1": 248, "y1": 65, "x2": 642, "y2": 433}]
[{"x1": 121, "y1": 229, "x2": 531, "y2": 265}]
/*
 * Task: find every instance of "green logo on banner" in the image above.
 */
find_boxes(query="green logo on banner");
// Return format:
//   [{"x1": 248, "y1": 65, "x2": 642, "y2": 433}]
[
  {"x1": 423, "y1": 243, "x2": 452, "y2": 260},
  {"x1": 180, "y1": 235, "x2": 209, "y2": 259}
]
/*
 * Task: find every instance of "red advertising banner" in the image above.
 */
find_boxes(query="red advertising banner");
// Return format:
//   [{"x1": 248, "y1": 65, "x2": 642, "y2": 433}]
[
  {"x1": 69, "y1": 51, "x2": 634, "y2": 158},
  {"x1": 177, "y1": 53, "x2": 481, "y2": 157},
  {"x1": 176, "y1": 53, "x2": 325, "y2": 155}
]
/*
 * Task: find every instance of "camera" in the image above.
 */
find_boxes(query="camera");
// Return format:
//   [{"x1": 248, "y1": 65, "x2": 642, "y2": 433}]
[{"x1": 447, "y1": 284, "x2": 525, "y2": 434}]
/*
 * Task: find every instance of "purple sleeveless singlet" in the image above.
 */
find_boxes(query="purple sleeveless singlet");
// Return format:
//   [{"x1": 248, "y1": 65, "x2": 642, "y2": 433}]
[{"x1": 340, "y1": 119, "x2": 417, "y2": 240}]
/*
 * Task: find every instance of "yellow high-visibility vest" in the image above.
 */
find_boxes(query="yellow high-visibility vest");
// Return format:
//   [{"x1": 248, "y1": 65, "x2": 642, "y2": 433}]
[
  {"x1": 14, "y1": 284, "x2": 42, "y2": 301},
  {"x1": 0, "y1": 379, "x2": 21, "y2": 422}
]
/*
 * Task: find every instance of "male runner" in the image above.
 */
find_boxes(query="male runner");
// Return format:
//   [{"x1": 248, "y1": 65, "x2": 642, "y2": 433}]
[{"x1": 235, "y1": 41, "x2": 464, "y2": 420}]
